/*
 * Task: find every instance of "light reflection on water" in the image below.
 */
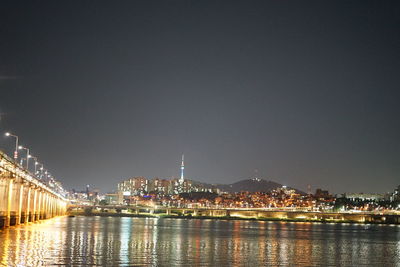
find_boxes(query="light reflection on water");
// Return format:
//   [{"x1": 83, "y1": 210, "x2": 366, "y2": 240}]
[{"x1": 0, "y1": 217, "x2": 399, "y2": 266}]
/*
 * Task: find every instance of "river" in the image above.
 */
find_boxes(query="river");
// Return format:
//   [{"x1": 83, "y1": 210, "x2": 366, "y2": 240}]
[{"x1": 0, "y1": 216, "x2": 399, "y2": 266}]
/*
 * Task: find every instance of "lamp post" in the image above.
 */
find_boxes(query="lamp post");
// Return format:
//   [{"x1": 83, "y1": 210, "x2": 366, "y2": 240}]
[
  {"x1": 44, "y1": 170, "x2": 50, "y2": 182},
  {"x1": 18, "y1": 146, "x2": 30, "y2": 170},
  {"x1": 5, "y1": 132, "x2": 19, "y2": 161},
  {"x1": 36, "y1": 163, "x2": 44, "y2": 178},
  {"x1": 40, "y1": 166, "x2": 45, "y2": 179},
  {"x1": 30, "y1": 156, "x2": 39, "y2": 174},
  {"x1": 47, "y1": 173, "x2": 54, "y2": 186}
]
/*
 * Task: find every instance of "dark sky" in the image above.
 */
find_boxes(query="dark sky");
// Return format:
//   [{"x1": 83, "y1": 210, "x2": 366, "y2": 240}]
[{"x1": 0, "y1": 1, "x2": 399, "y2": 194}]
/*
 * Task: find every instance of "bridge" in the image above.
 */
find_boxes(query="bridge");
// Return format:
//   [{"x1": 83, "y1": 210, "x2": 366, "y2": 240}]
[
  {"x1": 0, "y1": 150, "x2": 67, "y2": 228},
  {"x1": 69, "y1": 204, "x2": 400, "y2": 224}
]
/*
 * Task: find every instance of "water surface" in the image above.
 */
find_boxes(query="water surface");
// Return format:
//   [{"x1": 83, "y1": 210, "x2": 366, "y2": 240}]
[{"x1": 0, "y1": 216, "x2": 399, "y2": 266}]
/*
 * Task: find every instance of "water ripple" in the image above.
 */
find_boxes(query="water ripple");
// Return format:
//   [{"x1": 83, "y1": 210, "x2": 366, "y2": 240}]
[{"x1": 0, "y1": 217, "x2": 399, "y2": 266}]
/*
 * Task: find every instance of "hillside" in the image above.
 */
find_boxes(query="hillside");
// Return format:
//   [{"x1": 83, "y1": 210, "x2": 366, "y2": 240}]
[{"x1": 193, "y1": 178, "x2": 304, "y2": 194}]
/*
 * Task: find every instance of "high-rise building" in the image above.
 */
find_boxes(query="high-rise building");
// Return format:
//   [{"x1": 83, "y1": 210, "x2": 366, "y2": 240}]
[
  {"x1": 118, "y1": 176, "x2": 148, "y2": 196},
  {"x1": 390, "y1": 185, "x2": 400, "y2": 202}
]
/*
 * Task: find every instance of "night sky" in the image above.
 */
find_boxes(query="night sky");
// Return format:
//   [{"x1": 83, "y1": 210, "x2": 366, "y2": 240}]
[{"x1": 1, "y1": 1, "x2": 399, "y2": 194}]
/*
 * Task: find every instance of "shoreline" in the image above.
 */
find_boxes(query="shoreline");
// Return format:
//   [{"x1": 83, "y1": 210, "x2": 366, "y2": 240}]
[{"x1": 67, "y1": 211, "x2": 400, "y2": 225}]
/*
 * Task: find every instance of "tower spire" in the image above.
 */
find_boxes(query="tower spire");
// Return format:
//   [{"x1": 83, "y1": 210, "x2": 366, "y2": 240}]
[{"x1": 180, "y1": 154, "x2": 185, "y2": 182}]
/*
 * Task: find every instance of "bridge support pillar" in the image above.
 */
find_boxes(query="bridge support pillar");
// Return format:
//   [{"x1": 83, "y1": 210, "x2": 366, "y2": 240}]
[
  {"x1": 45, "y1": 194, "x2": 49, "y2": 219},
  {"x1": 49, "y1": 195, "x2": 52, "y2": 218},
  {"x1": 24, "y1": 187, "x2": 31, "y2": 223},
  {"x1": 42, "y1": 194, "x2": 47, "y2": 219},
  {"x1": 55, "y1": 199, "x2": 58, "y2": 216},
  {"x1": 17, "y1": 183, "x2": 24, "y2": 225},
  {"x1": 32, "y1": 190, "x2": 37, "y2": 222},
  {"x1": 36, "y1": 191, "x2": 42, "y2": 221},
  {"x1": 50, "y1": 196, "x2": 54, "y2": 218},
  {"x1": 5, "y1": 179, "x2": 13, "y2": 227}
]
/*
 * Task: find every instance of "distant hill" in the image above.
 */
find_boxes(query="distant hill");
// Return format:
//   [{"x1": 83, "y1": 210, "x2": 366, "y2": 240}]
[{"x1": 192, "y1": 178, "x2": 305, "y2": 195}]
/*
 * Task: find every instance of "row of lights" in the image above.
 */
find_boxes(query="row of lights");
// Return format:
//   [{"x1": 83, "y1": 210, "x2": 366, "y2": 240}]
[{"x1": 4, "y1": 132, "x2": 53, "y2": 181}]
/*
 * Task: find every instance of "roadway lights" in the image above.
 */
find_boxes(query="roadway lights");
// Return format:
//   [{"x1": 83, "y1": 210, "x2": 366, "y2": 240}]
[
  {"x1": 37, "y1": 165, "x2": 45, "y2": 179},
  {"x1": 4, "y1": 132, "x2": 64, "y2": 195},
  {"x1": 18, "y1": 146, "x2": 30, "y2": 170},
  {"x1": 4, "y1": 132, "x2": 19, "y2": 161},
  {"x1": 30, "y1": 156, "x2": 39, "y2": 173}
]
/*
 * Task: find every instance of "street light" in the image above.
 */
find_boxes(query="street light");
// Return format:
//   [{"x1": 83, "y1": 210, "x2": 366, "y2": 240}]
[
  {"x1": 4, "y1": 132, "x2": 19, "y2": 161},
  {"x1": 38, "y1": 168, "x2": 46, "y2": 180},
  {"x1": 36, "y1": 162, "x2": 44, "y2": 178},
  {"x1": 18, "y1": 146, "x2": 30, "y2": 170},
  {"x1": 44, "y1": 170, "x2": 50, "y2": 182},
  {"x1": 30, "y1": 155, "x2": 39, "y2": 173}
]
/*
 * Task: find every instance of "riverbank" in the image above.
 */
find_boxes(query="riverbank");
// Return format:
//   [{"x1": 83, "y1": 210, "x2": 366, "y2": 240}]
[{"x1": 67, "y1": 211, "x2": 400, "y2": 225}]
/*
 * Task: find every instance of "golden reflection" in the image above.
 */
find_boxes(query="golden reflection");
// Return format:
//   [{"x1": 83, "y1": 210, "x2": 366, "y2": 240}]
[
  {"x1": 14, "y1": 226, "x2": 21, "y2": 266},
  {"x1": 293, "y1": 223, "x2": 313, "y2": 266},
  {"x1": 232, "y1": 220, "x2": 241, "y2": 266},
  {"x1": 0, "y1": 229, "x2": 10, "y2": 266},
  {"x1": 0, "y1": 217, "x2": 399, "y2": 266},
  {"x1": 193, "y1": 219, "x2": 201, "y2": 266},
  {"x1": 257, "y1": 222, "x2": 266, "y2": 264},
  {"x1": 267, "y1": 221, "x2": 281, "y2": 265}
]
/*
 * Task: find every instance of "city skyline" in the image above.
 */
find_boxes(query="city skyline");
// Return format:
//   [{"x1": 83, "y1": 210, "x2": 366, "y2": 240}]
[
  {"x1": 0, "y1": 140, "x2": 397, "y2": 196},
  {"x1": 1, "y1": 1, "x2": 399, "y2": 194},
  {"x1": 1, "y1": 2, "x2": 399, "y2": 267}
]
